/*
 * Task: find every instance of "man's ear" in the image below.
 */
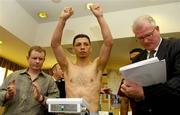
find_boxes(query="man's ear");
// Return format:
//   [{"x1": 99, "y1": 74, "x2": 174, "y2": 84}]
[{"x1": 156, "y1": 26, "x2": 160, "y2": 31}]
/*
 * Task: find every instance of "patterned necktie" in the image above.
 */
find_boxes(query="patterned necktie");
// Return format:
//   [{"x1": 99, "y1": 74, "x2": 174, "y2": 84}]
[{"x1": 149, "y1": 50, "x2": 156, "y2": 58}]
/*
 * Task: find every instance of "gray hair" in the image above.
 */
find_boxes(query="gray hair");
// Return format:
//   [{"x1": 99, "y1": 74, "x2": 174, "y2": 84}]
[{"x1": 132, "y1": 15, "x2": 156, "y2": 32}]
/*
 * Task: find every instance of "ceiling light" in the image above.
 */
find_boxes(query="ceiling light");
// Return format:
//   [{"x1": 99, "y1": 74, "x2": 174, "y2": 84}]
[
  {"x1": 86, "y1": 3, "x2": 93, "y2": 10},
  {"x1": 38, "y1": 11, "x2": 48, "y2": 19},
  {"x1": 0, "y1": 41, "x2": 2, "y2": 45}
]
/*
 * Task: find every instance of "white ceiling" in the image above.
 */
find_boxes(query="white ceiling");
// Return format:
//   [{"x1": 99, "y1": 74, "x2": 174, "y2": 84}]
[
  {"x1": 0, "y1": 0, "x2": 180, "y2": 70},
  {"x1": 16, "y1": 0, "x2": 180, "y2": 23}
]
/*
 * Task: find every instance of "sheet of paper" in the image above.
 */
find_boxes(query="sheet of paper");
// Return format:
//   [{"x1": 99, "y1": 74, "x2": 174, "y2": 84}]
[{"x1": 119, "y1": 57, "x2": 167, "y2": 86}]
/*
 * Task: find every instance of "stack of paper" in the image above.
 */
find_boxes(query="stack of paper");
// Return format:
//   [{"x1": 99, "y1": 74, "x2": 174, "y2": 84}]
[{"x1": 119, "y1": 57, "x2": 166, "y2": 86}]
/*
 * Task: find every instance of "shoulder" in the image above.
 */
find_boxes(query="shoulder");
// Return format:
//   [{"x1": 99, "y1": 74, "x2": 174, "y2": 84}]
[
  {"x1": 7, "y1": 69, "x2": 25, "y2": 77},
  {"x1": 41, "y1": 71, "x2": 55, "y2": 84},
  {"x1": 93, "y1": 57, "x2": 106, "y2": 73},
  {"x1": 162, "y1": 38, "x2": 180, "y2": 45},
  {"x1": 41, "y1": 71, "x2": 53, "y2": 79},
  {"x1": 4, "y1": 69, "x2": 25, "y2": 83},
  {"x1": 93, "y1": 57, "x2": 101, "y2": 68},
  {"x1": 93, "y1": 57, "x2": 99, "y2": 63},
  {"x1": 162, "y1": 38, "x2": 180, "y2": 51},
  {"x1": 41, "y1": 71, "x2": 50, "y2": 76}
]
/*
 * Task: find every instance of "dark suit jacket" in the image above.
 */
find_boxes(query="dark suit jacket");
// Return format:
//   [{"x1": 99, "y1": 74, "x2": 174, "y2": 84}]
[
  {"x1": 56, "y1": 79, "x2": 66, "y2": 98},
  {"x1": 131, "y1": 38, "x2": 180, "y2": 115}
]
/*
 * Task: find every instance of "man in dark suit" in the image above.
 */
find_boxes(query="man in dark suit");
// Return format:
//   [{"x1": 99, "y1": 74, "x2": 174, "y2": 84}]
[
  {"x1": 52, "y1": 63, "x2": 66, "y2": 98},
  {"x1": 120, "y1": 15, "x2": 180, "y2": 115}
]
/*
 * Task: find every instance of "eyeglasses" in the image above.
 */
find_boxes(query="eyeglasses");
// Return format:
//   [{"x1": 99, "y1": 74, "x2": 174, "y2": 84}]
[{"x1": 136, "y1": 27, "x2": 156, "y2": 41}]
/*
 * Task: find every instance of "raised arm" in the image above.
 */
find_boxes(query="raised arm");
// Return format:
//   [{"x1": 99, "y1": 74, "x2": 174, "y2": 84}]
[
  {"x1": 90, "y1": 4, "x2": 113, "y2": 70},
  {"x1": 51, "y1": 7, "x2": 74, "y2": 69}
]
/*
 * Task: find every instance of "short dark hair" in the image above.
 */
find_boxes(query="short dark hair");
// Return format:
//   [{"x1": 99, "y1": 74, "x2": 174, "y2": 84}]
[
  {"x1": 73, "y1": 34, "x2": 91, "y2": 46},
  {"x1": 129, "y1": 48, "x2": 143, "y2": 54}
]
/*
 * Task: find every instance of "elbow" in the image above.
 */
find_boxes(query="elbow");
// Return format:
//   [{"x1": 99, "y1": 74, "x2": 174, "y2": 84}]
[
  {"x1": 109, "y1": 39, "x2": 113, "y2": 47},
  {"x1": 51, "y1": 40, "x2": 59, "y2": 48},
  {"x1": 106, "y1": 39, "x2": 113, "y2": 47},
  {"x1": 51, "y1": 41, "x2": 55, "y2": 48}
]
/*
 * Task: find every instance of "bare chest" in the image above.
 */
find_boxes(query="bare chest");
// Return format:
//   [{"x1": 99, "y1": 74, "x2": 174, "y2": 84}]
[{"x1": 65, "y1": 64, "x2": 102, "y2": 86}]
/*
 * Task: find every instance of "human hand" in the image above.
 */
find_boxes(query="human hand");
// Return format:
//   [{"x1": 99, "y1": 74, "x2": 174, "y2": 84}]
[
  {"x1": 59, "y1": 7, "x2": 74, "y2": 20},
  {"x1": 120, "y1": 80, "x2": 144, "y2": 100},
  {"x1": 89, "y1": 4, "x2": 103, "y2": 18},
  {"x1": 32, "y1": 81, "x2": 43, "y2": 103},
  {"x1": 5, "y1": 80, "x2": 16, "y2": 101}
]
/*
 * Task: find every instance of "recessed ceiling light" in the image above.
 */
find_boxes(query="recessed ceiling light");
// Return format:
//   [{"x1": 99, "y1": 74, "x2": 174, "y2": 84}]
[
  {"x1": 38, "y1": 11, "x2": 48, "y2": 19},
  {"x1": 0, "y1": 41, "x2": 2, "y2": 44}
]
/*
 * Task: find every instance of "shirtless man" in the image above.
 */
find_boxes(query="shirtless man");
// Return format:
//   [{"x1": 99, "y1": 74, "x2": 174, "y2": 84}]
[{"x1": 51, "y1": 4, "x2": 113, "y2": 112}]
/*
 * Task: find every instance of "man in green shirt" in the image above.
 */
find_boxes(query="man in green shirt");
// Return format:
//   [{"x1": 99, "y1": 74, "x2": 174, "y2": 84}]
[{"x1": 0, "y1": 46, "x2": 59, "y2": 115}]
